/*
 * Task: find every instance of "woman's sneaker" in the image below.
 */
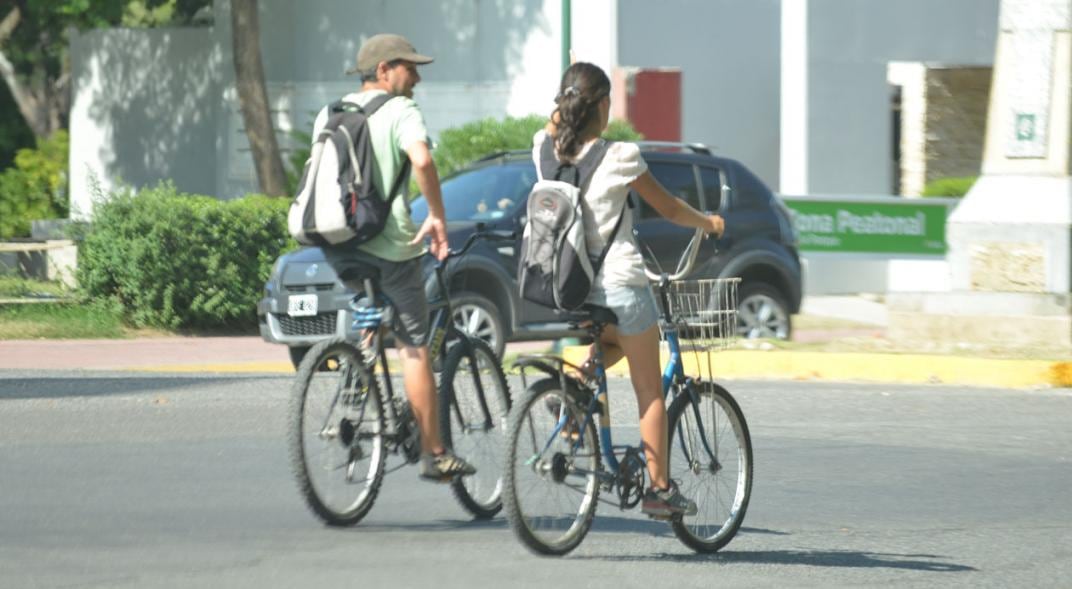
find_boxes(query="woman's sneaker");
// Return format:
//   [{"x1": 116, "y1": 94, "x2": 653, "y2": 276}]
[
  {"x1": 418, "y1": 450, "x2": 477, "y2": 482},
  {"x1": 641, "y1": 484, "x2": 697, "y2": 518}
]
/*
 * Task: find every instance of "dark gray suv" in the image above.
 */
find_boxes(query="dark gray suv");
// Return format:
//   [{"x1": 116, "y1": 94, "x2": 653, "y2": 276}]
[{"x1": 258, "y1": 143, "x2": 802, "y2": 367}]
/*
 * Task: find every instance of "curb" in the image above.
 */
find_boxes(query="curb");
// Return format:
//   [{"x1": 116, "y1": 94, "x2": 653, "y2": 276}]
[
  {"x1": 126, "y1": 362, "x2": 294, "y2": 374},
  {"x1": 561, "y1": 346, "x2": 1070, "y2": 389}
]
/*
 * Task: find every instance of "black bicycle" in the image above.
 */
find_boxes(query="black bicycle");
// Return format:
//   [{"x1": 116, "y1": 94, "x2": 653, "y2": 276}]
[{"x1": 288, "y1": 230, "x2": 514, "y2": 525}]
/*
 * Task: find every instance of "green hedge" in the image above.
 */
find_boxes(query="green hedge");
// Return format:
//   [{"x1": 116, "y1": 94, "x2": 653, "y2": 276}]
[
  {"x1": 433, "y1": 115, "x2": 644, "y2": 180},
  {"x1": 77, "y1": 183, "x2": 296, "y2": 330},
  {"x1": 921, "y1": 176, "x2": 977, "y2": 198},
  {"x1": 0, "y1": 131, "x2": 68, "y2": 238}
]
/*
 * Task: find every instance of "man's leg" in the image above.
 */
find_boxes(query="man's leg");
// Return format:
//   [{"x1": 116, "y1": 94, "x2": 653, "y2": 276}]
[
  {"x1": 405, "y1": 341, "x2": 476, "y2": 480},
  {"x1": 398, "y1": 344, "x2": 442, "y2": 453}
]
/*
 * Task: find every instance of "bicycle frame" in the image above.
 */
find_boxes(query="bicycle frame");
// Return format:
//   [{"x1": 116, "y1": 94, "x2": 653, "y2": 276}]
[{"x1": 353, "y1": 230, "x2": 510, "y2": 438}]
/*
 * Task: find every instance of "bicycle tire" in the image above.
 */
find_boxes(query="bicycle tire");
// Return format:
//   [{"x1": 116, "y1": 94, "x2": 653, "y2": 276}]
[
  {"x1": 288, "y1": 337, "x2": 387, "y2": 526},
  {"x1": 666, "y1": 381, "x2": 753, "y2": 552},
  {"x1": 439, "y1": 337, "x2": 512, "y2": 519},
  {"x1": 502, "y1": 377, "x2": 601, "y2": 556}
]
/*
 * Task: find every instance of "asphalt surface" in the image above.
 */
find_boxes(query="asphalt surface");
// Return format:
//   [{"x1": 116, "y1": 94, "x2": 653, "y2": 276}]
[{"x1": 1, "y1": 372, "x2": 1069, "y2": 587}]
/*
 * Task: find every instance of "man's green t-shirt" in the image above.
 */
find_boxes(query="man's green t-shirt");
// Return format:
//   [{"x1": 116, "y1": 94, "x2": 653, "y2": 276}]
[{"x1": 312, "y1": 89, "x2": 429, "y2": 261}]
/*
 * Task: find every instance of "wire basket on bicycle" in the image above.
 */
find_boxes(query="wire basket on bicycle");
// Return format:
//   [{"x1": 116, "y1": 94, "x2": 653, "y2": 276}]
[{"x1": 660, "y1": 277, "x2": 740, "y2": 383}]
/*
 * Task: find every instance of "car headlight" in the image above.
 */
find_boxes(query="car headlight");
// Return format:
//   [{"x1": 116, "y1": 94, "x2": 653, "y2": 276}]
[{"x1": 263, "y1": 256, "x2": 288, "y2": 297}]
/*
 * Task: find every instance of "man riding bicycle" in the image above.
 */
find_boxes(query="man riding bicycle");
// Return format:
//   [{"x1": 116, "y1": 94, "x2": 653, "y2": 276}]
[{"x1": 314, "y1": 33, "x2": 475, "y2": 481}]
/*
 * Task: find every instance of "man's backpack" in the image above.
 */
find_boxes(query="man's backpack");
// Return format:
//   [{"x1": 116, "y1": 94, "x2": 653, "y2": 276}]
[
  {"x1": 288, "y1": 94, "x2": 409, "y2": 247},
  {"x1": 518, "y1": 138, "x2": 628, "y2": 311}
]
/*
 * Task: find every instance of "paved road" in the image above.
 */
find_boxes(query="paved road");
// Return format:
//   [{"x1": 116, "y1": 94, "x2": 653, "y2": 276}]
[{"x1": 1, "y1": 371, "x2": 1069, "y2": 588}]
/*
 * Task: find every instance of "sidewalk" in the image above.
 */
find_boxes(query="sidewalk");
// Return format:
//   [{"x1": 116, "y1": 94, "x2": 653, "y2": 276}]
[{"x1": 0, "y1": 297, "x2": 1067, "y2": 388}]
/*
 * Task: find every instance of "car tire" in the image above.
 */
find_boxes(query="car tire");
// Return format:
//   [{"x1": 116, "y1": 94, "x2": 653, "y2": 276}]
[
  {"x1": 288, "y1": 345, "x2": 311, "y2": 370},
  {"x1": 737, "y1": 282, "x2": 792, "y2": 340},
  {"x1": 451, "y1": 291, "x2": 506, "y2": 359}
]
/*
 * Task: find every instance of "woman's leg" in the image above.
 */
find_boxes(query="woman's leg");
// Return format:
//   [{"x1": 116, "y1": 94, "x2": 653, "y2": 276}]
[{"x1": 613, "y1": 323, "x2": 670, "y2": 489}]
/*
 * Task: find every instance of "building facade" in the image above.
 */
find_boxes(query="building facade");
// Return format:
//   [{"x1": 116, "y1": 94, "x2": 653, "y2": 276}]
[{"x1": 68, "y1": 0, "x2": 1002, "y2": 219}]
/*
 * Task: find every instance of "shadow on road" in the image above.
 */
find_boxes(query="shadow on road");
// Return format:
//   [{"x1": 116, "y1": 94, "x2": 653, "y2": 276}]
[
  {"x1": 331, "y1": 517, "x2": 510, "y2": 533},
  {"x1": 593, "y1": 515, "x2": 788, "y2": 537},
  {"x1": 579, "y1": 548, "x2": 977, "y2": 572},
  {"x1": 0, "y1": 375, "x2": 276, "y2": 400}
]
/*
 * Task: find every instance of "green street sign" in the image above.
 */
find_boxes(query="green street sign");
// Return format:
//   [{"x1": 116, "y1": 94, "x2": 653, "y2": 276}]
[{"x1": 782, "y1": 198, "x2": 950, "y2": 254}]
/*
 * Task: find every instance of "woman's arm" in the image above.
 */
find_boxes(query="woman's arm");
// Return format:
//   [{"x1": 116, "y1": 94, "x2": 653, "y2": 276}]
[{"x1": 630, "y1": 171, "x2": 725, "y2": 236}]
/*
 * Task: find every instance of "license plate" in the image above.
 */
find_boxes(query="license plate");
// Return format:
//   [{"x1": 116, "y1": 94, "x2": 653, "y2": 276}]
[{"x1": 287, "y1": 294, "x2": 318, "y2": 317}]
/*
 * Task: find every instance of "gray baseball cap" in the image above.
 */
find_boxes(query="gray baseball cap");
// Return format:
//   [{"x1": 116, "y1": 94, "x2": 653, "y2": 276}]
[{"x1": 346, "y1": 34, "x2": 434, "y2": 76}]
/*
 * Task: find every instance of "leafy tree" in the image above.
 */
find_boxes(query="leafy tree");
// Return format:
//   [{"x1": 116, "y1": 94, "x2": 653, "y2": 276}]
[
  {"x1": 0, "y1": 1, "x2": 210, "y2": 141},
  {"x1": 0, "y1": 130, "x2": 69, "y2": 238}
]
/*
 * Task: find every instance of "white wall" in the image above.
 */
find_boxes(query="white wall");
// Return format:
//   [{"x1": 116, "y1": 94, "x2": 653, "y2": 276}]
[
  {"x1": 212, "y1": 0, "x2": 578, "y2": 199},
  {"x1": 618, "y1": 0, "x2": 782, "y2": 186},
  {"x1": 69, "y1": 28, "x2": 223, "y2": 219},
  {"x1": 804, "y1": 0, "x2": 1000, "y2": 195}
]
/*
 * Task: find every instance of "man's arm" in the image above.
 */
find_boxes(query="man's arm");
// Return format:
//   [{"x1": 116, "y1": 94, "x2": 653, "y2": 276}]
[{"x1": 406, "y1": 140, "x2": 449, "y2": 260}]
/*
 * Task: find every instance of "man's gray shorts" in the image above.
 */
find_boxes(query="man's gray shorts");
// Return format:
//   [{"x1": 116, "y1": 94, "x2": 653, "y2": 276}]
[{"x1": 322, "y1": 247, "x2": 429, "y2": 348}]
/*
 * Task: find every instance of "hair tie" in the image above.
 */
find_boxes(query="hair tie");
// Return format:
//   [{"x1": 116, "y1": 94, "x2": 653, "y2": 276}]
[{"x1": 555, "y1": 85, "x2": 582, "y2": 103}]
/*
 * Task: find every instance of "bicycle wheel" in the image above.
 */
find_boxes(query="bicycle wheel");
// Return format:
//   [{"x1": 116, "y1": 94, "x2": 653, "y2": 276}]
[
  {"x1": 666, "y1": 381, "x2": 753, "y2": 552},
  {"x1": 439, "y1": 337, "x2": 512, "y2": 519},
  {"x1": 502, "y1": 378, "x2": 601, "y2": 556},
  {"x1": 288, "y1": 337, "x2": 387, "y2": 526}
]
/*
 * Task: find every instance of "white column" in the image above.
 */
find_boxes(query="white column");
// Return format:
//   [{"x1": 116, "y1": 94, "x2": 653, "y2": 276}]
[{"x1": 780, "y1": 0, "x2": 809, "y2": 195}]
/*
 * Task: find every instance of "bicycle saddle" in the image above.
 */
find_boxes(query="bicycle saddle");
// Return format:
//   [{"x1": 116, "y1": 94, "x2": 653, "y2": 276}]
[
  {"x1": 560, "y1": 304, "x2": 618, "y2": 327},
  {"x1": 335, "y1": 260, "x2": 381, "y2": 284}
]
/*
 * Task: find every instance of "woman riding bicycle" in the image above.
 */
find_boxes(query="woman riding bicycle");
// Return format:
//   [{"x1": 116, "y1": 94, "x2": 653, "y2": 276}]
[{"x1": 536, "y1": 62, "x2": 725, "y2": 517}]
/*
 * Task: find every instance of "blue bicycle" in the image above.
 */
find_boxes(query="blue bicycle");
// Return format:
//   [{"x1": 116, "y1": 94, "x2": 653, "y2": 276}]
[{"x1": 502, "y1": 229, "x2": 753, "y2": 555}]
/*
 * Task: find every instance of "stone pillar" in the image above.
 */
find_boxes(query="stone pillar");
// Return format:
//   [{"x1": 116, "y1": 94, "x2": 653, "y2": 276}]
[{"x1": 888, "y1": 0, "x2": 1072, "y2": 351}]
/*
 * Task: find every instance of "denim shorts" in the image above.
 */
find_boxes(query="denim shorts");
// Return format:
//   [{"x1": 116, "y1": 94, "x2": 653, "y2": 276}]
[{"x1": 585, "y1": 284, "x2": 660, "y2": 335}]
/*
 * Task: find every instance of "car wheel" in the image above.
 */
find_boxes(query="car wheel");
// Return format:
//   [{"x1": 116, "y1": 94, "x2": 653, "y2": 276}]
[
  {"x1": 288, "y1": 345, "x2": 310, "y2": 370},
  {"x1": 736, "y1": 283, "x2": 792, "y2": 340},
  {"x1": 451, "y1": 291, "x2": 506, "y2": 359}
]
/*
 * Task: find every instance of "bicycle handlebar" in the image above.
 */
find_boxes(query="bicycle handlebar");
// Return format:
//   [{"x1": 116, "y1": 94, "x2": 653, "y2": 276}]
[
  {"x1": 443, "y1": 228, "x2": 516, "y2": 263},
  {"x1": 643, "y1": 227, "x2": 707, "y2": 283}
]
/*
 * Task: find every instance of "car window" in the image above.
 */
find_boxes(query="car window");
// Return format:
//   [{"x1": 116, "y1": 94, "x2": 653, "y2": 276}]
[
  {"x1": 731, "y1": 163, "x2": 773, "y2": 210},
  {"x1": 411, "y1": 162, "x2": 537, "y2": 222},
  {"x1": 636, "y1": 162, "x2": 699, "y2": 219},
  {"x1": 699, "y1": 166, "x2": 723, "y2": 211}
]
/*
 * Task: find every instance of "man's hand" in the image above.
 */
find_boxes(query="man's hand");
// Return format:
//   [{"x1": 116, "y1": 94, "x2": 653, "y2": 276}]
[
  {"x1": 410, "y1": 215, "x2": 449, "y2": 260},
  {"x1": 707, "y1": 214, "x2": 725, "y2": 238}
]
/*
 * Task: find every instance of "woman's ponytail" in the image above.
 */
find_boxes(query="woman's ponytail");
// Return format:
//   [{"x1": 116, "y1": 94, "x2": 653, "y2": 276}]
[{"x1": 550, "y1": 63, "x2": 611, "y2": 158}]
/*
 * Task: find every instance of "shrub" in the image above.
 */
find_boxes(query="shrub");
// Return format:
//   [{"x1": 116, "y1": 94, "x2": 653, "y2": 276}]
[
  {"x1": 921, "y1": 176, "x2": 977, "y2": 198},
  {"x1": 433, "y1": 115, "x2": 644, "y2": 180},
  {"x1": 78, "y1": 183, "x2": 297, "y2": 331},
  {"x1": 0, "y1": 130, "x2": 69, "y2": 238}
]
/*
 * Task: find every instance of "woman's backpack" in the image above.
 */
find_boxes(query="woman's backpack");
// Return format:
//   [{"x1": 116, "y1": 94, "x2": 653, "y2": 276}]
[
  {"x1": 287, "y1": 94, "x2": 409, "y2": 247},
  {"x1": 518, "y1": 138, "x2": 627, "y2": 311}
]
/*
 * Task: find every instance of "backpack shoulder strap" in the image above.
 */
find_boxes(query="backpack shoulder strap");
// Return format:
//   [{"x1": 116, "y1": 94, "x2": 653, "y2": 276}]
[
  {"x1": 538, "y1": 138, "x2": 559, "y2": 182},
  {"x1": 538, "y1": 138, "x2": 612, "y2": 188},
  {"x1": 329, "y1": 93, "x2": 396, "y2": 117},
  {"x1": 575, "y1": 139, "x2": 610, "y2": 190},
  {"x1": 358, "y1": 93, "x2": 396, "y2": 117}
]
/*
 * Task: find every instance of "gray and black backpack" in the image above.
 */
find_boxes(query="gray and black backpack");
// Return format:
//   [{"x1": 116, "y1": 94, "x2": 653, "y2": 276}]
[
  {"x1": 518, "y1": 138, "x2": 628, "y2": 311},
  {"x1": 288, "y1": 94, "x2": 409, "y2": 246}
]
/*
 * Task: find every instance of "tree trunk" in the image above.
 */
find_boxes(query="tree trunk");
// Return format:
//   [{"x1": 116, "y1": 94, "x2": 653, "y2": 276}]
[
  {"x1": 230, "y1": 0, "x2": 288, "y2": 196},
  {"x1": 0, "y1": 6, "x2": 53, "y2": 139}
]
